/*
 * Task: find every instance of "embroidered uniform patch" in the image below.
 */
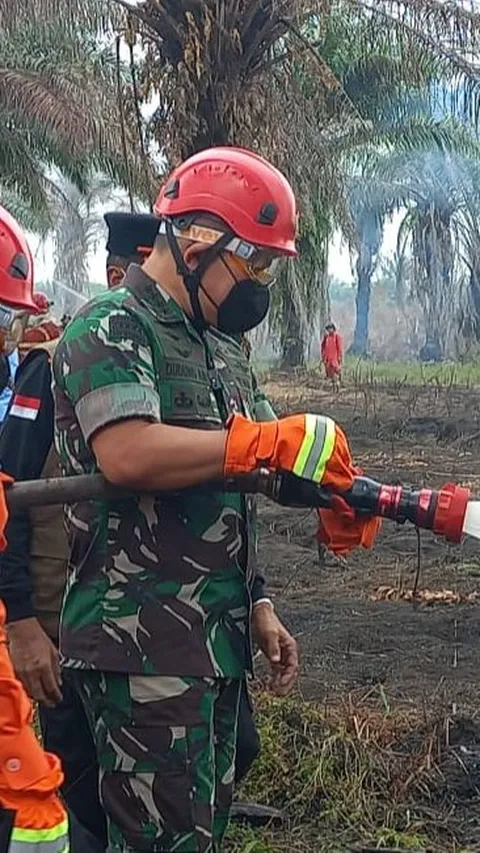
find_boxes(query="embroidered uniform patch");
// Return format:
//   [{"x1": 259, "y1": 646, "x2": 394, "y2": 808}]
[{"x1": 10, "y1": 394, "x2": 41, "y2": 420}]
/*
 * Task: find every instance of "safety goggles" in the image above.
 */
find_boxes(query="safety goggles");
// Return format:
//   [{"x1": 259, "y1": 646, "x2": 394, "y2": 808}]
[
  {"x1": 159, "y1": 219, "x2": 285, "y2": 285},
  {"x1": 223, "y1": 250, "x2": 282, "y2": 287}
]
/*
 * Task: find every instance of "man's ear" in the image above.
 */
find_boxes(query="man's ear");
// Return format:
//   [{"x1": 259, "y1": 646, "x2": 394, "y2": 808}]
[
  {"x1": 182, "y1": 242, "x2": 211, "y2": 271},
  {"x1": 107, "y1": 266, "x2": 125, "y2": 289}
]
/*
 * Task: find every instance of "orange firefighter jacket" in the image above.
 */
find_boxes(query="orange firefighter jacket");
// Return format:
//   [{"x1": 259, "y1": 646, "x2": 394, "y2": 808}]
[
  {"x1": 320, "y1": 331, "x2": 343, "y2": 371},
  {"x1": 0, "y1": 599, "x2": 68, "y2": 853}
]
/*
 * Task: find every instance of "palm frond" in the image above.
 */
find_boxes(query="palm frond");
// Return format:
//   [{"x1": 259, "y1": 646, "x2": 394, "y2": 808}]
[
  {"x1": 0, "y1": 124, "x2": 52, "y2": 216},
  {"x1": 0, "y1": 188, "x2": 52, "y2": 234},
  {"x1": 0, "y1": 0, "x2": 122, "y2": 35},
  {"x1": 106, "y1": 0, "x2": 480, "y2": 360},
  {"x1": 0, "y1": 17, "x2": 158, "y2": 223}
]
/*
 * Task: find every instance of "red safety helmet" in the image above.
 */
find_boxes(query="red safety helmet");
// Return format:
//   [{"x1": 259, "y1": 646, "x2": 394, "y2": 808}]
[
  {"x1": 0, "y1": 205, "x2": 37, "y2": 311},
  {"x1": 154, "y1": 147, "x2": 297, "y2": 256},
  {"x1": 32, "y1": 292, "x2": 52, "y2": 314}
]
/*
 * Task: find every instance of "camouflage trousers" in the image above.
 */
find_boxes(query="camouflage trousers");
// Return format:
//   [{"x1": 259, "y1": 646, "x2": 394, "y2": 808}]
[{"x1": 71, "y1": 671, "x2": 242, "y2": 853}]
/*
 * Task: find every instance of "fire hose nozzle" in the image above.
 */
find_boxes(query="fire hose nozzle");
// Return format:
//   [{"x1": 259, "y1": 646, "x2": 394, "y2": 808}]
[
  {"x1": 341, "y1": 477, "x2": 471, "y2": 544},
  {"x1": 317, "y1": 477, "x2": 471, "y2": 544},
  {"x1": 431, "y1": 482, "x2": 470, "y2": 543}
]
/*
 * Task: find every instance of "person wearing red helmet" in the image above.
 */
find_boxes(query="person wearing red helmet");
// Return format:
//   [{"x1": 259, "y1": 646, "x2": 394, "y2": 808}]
[
  {"x1": 51, "y1": 147, "x2": 376, "y2": 853},
  {"x1": 0, "y1": 207, "x2": 69, "y2": 853},
  {"x1": 19, "y1": 294, "x2": 62, "y2": 354},
  {"x1": 152, "y1": 147, "x2": 297, "y2": 336},
  {"x1": 104, "y1": 210, "x2": 270, "y2": 814},
  {"x1": 0, "y1": 205, "x2": 37, "y2": 315},
  {"x1": 0, "y1": 205, "x2": 40, "y2": 421}
]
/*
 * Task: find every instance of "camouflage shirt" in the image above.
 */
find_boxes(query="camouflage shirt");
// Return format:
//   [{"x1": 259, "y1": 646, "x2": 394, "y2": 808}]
[{"x1": 53, "y1": 265, "x2": 273, "y2": 678}]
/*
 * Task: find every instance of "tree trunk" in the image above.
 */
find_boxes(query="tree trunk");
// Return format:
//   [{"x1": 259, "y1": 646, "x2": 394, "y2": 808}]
[
  {"x1": 350, "y1": 263, "x2": 371, "y2": 356},
  {"x1": 280, "y1": 284, "x2": 305, "y2": 368},
  {"x1": 422, "y1": 288, "x2": 443, "y2": 358},
  {"x1": 469, "y1": 265, "x2": 480, "y2": 342},
  {"x1": 349, "y1": 210, "x2": 383, "y2": 357},
  {"x1": 317, "y1": 257, "x2": 331, "y2": 347},
  {"x1": 414, "y1": 210, "x2": 453, "y2": 360},
  {"x1": 305, "y1": 262, "x2": 330, "y2": 362}
]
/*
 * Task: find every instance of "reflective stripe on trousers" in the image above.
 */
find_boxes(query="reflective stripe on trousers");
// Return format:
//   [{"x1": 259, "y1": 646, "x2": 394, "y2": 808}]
[{"x1": 9, "y1": 820, "x2": 69, "y2": 853}]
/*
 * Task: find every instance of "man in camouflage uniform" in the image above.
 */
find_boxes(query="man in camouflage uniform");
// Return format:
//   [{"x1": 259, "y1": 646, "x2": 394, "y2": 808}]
[
  {"x1": 53, "y1": 148, "x2": 358, "y2": 852},
  {"x1": 106, "y1": 213, "x2": 267, "y2": 799}
]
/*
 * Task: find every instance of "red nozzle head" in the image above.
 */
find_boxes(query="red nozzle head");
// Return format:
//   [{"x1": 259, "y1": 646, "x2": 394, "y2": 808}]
[{"x1": 432, "y1": 482, "x2": 470, "y2": 543}]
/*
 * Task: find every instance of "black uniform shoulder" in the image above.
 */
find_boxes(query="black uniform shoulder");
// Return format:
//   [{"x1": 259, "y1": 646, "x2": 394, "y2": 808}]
[
  {"x1": 15, "y1": 348, "x2": 53, "y2": 387},
  {"x1": 0, "y1": 346, "x2": 54, "y2": 479}
]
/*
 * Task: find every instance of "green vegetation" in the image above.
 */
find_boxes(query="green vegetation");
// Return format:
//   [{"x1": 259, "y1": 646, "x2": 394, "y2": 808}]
[
  {"x1": 254, "y1": 356, "x2": 480, "y2": 389},
  {"x1": 0, "y1": 5, "x2": 151, "y2": 223},
  {"x1": 341, "y1": 356, "x2": 480, "y2": 388},
  {"x1": 224, "y1": 690, "x2": 455, "y2": 853}
]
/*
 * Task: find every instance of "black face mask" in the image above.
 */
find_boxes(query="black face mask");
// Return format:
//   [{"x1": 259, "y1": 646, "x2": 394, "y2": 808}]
[
  {"x1": 216, "y1": 278, "x2": 270, "y2": 335},
  {"x1": 164, "y1": 218, "x2": 271, "y2": 333}
]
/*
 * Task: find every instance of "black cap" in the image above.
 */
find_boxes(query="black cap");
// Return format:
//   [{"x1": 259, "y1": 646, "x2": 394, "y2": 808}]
[{"x1": 104, "y1": 211, "x2": 160, "y2": 258}]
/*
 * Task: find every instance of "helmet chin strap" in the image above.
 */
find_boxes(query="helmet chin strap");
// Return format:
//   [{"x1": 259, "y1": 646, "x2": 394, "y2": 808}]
[{"x1": 164, "y1": 218, "x2": 233, "y2": 330}]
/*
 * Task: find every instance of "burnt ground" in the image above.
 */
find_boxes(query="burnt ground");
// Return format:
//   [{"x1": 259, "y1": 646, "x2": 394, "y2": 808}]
[
  {"x1": 257, "y1": 372, "x2": 480, "y2": 714},
  {"x1": 234, "y1": 371, "x2": 480, "y2": 850}
]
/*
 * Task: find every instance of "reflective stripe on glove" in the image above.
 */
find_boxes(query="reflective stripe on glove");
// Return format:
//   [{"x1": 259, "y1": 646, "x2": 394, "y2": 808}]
[
  {"x1": 224, "y1": 413, "x2": 355, "y2": 491},
  {"x1": 316, "y1": 495, "x2": 382, "y2": 556}
]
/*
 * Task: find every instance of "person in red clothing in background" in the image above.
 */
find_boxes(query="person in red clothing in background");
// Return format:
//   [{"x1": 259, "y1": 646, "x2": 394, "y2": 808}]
[{"x1": 321, "y1": 322, "x2": 343, "y2": 387}]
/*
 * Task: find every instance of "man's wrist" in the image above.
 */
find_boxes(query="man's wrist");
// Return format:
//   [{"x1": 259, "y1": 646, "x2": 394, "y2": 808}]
[
  {"x1": 251, "y1": 572, "x2": 266, "y2": 603},
  {"x1": 252, "y1": 597, "x2": 274, "y2": 611},
  {"x1": 7, "y1": 615, "x2": 39, "y2": 632},
  {"x1": 2, "y1": 594, "x2": 35, "y2": 624}
]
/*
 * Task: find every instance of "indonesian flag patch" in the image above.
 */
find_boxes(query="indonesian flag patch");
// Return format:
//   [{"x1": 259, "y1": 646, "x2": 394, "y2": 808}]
[{"x1": 10, "y1": 394, "x2": 41, "y2": 421}]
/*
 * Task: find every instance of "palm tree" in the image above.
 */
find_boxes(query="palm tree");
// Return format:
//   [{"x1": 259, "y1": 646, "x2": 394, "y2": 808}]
[
  {"x1": 270, "y1": 186, "x2": 332, "y2": 367},
  {"x1": 344, "y1": 119, "x2": 466, "y2": 356},
  {"x1": 0, "y1": 3, "x2": 155, "y2": 225},
  {"x1": 458, "y1": 178, "x2": 480, "y2": 345},
  {"x1": 49, "y1": 175, "x2": 129, "y2": 314},
  {"x1": 376, "y1": 146, "x2": 480, "y2": 358},
  {"x1": 345, "y1": 136, "x2": 480, "y2": 361},
  {"x1": 110, "y1": 0, "x2": 480, "y2": 364},
  {"x1": 118, "y1": 1, "x2": 480, "y2": 159},
  {"x1": 348, "y1": 200, "x2": 385, "y2": 356}
]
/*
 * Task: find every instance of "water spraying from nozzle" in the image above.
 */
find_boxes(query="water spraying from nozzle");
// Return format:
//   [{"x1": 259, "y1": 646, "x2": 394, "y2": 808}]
[{"x1": 462, "y1": 501, "x2": 480, "y2": 541}]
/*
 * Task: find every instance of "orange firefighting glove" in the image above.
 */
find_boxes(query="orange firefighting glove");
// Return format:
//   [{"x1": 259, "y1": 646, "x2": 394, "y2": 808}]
[
  {"x1": 316, "y1": 494, "x2": 382, "y2": 556},
  {"x1": 224, "y1": 413, "x2": 355, "y2": 492}
]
